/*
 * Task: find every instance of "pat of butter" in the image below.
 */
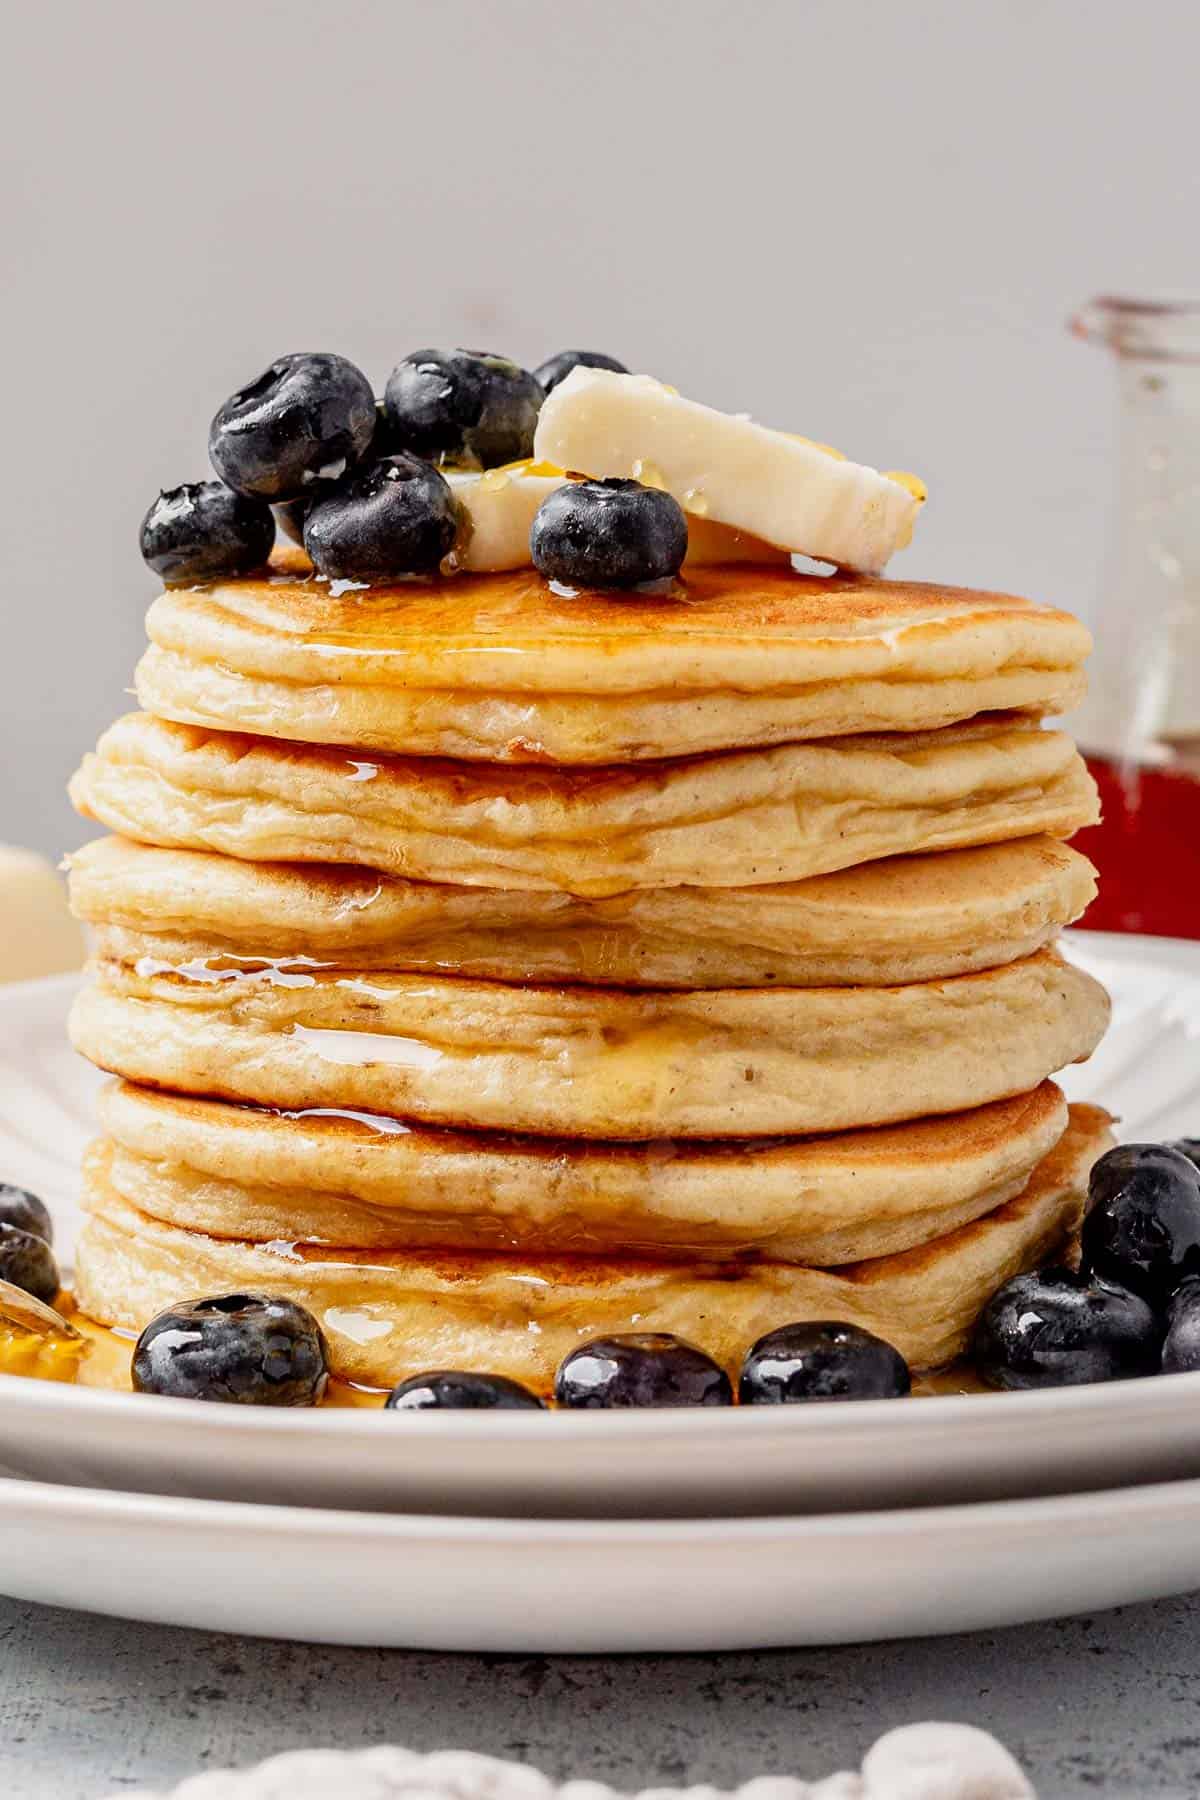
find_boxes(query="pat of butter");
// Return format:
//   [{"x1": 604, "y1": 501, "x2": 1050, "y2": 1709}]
[
  {"x1": 445, "y1": 465, "x2": 563, "y2": 572},
  {"x1": 0, "y1": 846, "x2": 86, "y2": 984},
  {"x1": 534, "y1": 368, "x2": 922, "y2": 575}
]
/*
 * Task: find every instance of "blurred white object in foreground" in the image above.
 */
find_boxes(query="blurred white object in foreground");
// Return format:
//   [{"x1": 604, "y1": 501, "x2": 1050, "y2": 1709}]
[
  {"x1": 110, "y1": 1728, "x2": 1033, "y2": 1800},
  {"x1": 0, "y1": 846, "x2": 85, "y2": 983}
]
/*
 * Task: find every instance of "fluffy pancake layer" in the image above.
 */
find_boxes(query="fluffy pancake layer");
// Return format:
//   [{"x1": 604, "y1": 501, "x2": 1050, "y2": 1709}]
[
  {"x1": 94, "y1": 1079, "x2": 1070, "y2": 1264},
  {"x1": 75, "y1": 1105, "x2": 1112, "y2": 1385},
  {"x1": 72, "y1": 949, "x2": 1109, "y2": 1139},
  {"x1": 70, "y1": 713, "x2": 1099, "y2": 896},
  {"x1": 137, "y1": 562, "x2": 1091, "y2": 762},
  {"x1": 69, "y1": 835, "x2": 1097, "y2": 990}
]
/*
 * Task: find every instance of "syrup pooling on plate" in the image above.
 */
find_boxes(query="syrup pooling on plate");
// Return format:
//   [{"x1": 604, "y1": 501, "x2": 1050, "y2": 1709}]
[
  {"x1": 8, "y1": 1289, "x2": 994, "y2": 1403},
  {"x1": 0, "y1": 1281, "x2": 85, "y2": 1383}
]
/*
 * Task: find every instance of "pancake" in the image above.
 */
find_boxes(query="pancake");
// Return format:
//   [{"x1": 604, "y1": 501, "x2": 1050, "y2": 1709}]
[
  {"x1": 74, "y1": 1105, "x2": 1113, "y2": 1385},
  {"x1": 70, "y1": 713, "x2": 1099, "y2": 897},
  {"x1": 135, "y1": 560, "x2": 1092, "y2": 762},
  {"x1": 68, "y1": 835, "x2": 1098, "y2": 990},
  {"x1": 71, "y1": 950, "x2": 1109, "y2": 1139},
  {"x1": 95, "y1": 1079, "x2": 1070, "y2": 1264}
]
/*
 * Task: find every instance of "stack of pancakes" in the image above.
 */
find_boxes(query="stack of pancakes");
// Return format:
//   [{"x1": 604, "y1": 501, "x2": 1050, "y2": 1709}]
[{"x1": 67, "y1": 554, "x2": 1111, "y2": 1388}]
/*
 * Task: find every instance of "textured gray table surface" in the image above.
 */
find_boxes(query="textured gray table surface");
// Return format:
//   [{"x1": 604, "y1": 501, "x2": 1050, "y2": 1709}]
[{"x1": 2, "y1": 1594, "x2": 1198, "y2": 1800}]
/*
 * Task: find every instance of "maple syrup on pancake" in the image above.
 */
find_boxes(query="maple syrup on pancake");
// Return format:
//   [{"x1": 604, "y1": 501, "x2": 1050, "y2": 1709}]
[{"x1": 221, "y1": 559, "x2": 926, "y2": 660}]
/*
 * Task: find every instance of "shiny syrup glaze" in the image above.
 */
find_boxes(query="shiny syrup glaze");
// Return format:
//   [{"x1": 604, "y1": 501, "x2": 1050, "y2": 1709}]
[
  {"x1": 192, "y1": 551, "x2": 1015, "y2": 661},
  {"x1": 107, "y1": 953, "x2": 767, "y2": 1114},
  {"x1": 134, "y1": 952, "x2": 328, "y2": 988}
]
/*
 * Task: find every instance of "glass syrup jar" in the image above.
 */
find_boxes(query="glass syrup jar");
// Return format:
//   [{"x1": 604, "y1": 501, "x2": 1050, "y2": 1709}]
[{"x1": 1069, "y1": 295, "x2": 1200, "y2": 939}]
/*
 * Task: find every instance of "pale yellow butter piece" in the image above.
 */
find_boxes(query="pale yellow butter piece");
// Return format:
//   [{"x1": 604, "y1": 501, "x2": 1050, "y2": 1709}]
[{"x1": 534, "y1": 369, "x2": 922, "y2": 574}]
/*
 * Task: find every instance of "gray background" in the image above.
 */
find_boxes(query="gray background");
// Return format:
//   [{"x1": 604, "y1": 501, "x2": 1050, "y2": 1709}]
[{"x1": 5, "y1": 0, "x2": 1200, "y2": 857}]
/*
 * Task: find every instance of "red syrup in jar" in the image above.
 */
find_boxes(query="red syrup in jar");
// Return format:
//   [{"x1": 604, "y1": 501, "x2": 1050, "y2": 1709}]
[{"x1": 1074, "y1": 752, "x2": 1200, "y2": 939}]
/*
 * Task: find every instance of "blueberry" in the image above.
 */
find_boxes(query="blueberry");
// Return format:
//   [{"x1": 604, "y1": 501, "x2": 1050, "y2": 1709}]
[
  {"x1": 1170, "y1": 1139, "x2": 1200, "y2": 1173},
  {"x1": 209, "y1": 352, "x2": 376, "y2": 502},
  {"x1": 531, "y1": 479, "x2": 688, "y2": 590},
  {"x1": 303, "y1": 453, "x2": 458, "y2": 582},
  {"x1": 132, "y1": 1293, "x2": 328, "y2": 1405},
  {"x1": 0, "y1": 1223, "x2": 59, "y2": 1307},
  {"x1": 1080, "y1": 1142, "x2": 1200, "y2": 1308},
  {"x1": 385, "y1": 1371, "x2": 545, "y2": 1411},
  {"x1": 533, "y1": 350, "x2": 629, "y2": 395},
  {"x1": 555, "y1": 1333, "x2": 732, "y2": 1408},
  {"x1": 739, "y1": 1321, "x2": 910, "y2": 1404},
  {"x1": 0, "y1": 1184, "x2": 53, "y2": 1246},
  {"x1": 383, "y1": 349, "x2": 542, "y2": 467},
  {"x1": 1163, "y1": 1278, "x2": 1200, "y2": 1373},
  {"x1": 139, "y1": 482, "x2": 275, "y2": 584},
  {"x1": 973, "y1": 1267, "x2": 1160, "y2": 1389},
  {"x1": 272, "y1": 401, "x2": 397, "y2": 548},
  {"x1": 1088, "y1": 1141, "x2": 1200, "y2": 1209}
]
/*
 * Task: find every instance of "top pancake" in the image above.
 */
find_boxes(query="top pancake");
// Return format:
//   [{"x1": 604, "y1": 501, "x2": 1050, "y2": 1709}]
[{"x1": 137, "y1": 555, "x2": 1092, "y2": 763}]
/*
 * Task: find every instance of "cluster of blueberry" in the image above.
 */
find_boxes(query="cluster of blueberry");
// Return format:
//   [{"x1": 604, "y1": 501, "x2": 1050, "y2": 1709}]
[
  {"x1": 973, "y1": 1139, "x2": 1200, "y2": 1387},
  {"x1": 394, "y1": 1322, "x2": 908, "y2": 1410},
  {"x1": 130, "y1": 1302, "x2": 909, "y2": 1411},
  {"x1": 139, "y1": 347, "x2": 689, "y2": 591}
]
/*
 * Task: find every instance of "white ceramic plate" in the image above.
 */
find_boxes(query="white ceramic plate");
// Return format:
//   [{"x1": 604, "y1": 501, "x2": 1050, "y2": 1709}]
[
  {"x1": 1, "y1": 934, "x2": 1199, "y2": 1520},
  {"x1": 3, "y1": 1468, "x2": 1200, "y2": 1649}
]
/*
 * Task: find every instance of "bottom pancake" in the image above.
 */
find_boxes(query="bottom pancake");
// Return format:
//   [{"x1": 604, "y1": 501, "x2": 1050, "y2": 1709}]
[
  {"x1": 75, "y1": 1105, "x2": 1111, "y2": 1388},
  {"x1": 93, "y1": 1079, "x2": 1070, "y2": 1265}
]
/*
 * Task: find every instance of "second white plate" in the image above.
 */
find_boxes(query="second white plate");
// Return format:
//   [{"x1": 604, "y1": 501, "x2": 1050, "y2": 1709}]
[{"x1": 3, "y1": 1470, "x2": 1200, "y2": 1649}]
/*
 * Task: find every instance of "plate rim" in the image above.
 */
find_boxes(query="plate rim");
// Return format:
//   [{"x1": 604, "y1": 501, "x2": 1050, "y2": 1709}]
[
  {"x1": 7, "y1": 1465, "x2": 1200, "y2": 1542},
  {"x1": 5, "y1": 1360, "x2": 1200, "y2": 1445}
]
